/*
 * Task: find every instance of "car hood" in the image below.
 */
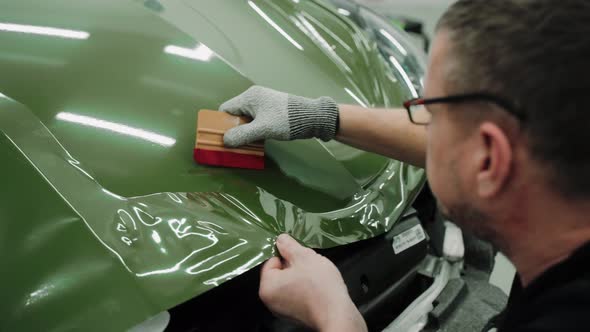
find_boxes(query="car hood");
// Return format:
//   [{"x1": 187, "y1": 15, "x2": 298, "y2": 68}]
[{"x1": 0, "y1": 0, "x2": 424, "y2": 330}]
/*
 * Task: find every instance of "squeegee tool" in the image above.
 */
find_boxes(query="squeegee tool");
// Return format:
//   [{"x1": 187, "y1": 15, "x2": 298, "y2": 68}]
[{"x1": 194, "y1": 109, "x2": 265, "y2": 170}]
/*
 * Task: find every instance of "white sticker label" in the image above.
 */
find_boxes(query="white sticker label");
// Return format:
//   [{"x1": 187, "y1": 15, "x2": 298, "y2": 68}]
[{"x1": 392, "y1": 224, "x2": 426, "y2": 254}]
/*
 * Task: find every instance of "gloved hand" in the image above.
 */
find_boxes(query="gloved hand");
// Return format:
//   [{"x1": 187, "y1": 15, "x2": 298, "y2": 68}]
[{"x1": 219, "y1": 86, "x2": 339, "y2": 147}]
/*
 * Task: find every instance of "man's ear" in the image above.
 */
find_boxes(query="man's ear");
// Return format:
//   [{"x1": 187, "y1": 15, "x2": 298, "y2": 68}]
[{"x1": 476, "y1": 122, "x2": 513, "y2": 198}]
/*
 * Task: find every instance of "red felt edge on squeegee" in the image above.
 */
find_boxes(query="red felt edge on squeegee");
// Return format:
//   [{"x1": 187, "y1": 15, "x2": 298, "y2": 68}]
[{"x1": 194, "y1": 148, "x2": 265, "y2": 170}]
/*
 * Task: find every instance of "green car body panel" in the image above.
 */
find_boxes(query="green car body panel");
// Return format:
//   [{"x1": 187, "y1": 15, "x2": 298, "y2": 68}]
[{"x1": 0, "y1": 0, "x2": 425, "y2": 330}]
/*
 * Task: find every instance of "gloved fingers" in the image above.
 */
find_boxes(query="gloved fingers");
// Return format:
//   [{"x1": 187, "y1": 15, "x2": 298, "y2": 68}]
[
  {"x1": 223, "y1": 122, "x2": 267, "y2": 148},
  {"x1": 219, "y1": 93, "x2": 246, "y2": 116}
]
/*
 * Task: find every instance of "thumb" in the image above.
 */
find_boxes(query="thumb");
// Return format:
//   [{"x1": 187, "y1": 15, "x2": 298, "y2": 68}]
[
  {"x1": 276, "y1": 234, "x2": 309, "y2": 264},
  {"x1": 223, "y1": 122, "x2": 266, "y2": 148},
  {"x1": 219, "y1": 94, "x2": 245, "y2": 116},
  {"x1": 261, "y1": 256, "x2": 283, "y2": 278}
]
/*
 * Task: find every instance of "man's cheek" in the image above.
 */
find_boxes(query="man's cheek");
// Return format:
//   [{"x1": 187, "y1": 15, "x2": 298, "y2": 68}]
[
  {"x1": 436, "y1": 199, "x2": 451, "y2": 220},
  {"x1": 425, "y1": 137, "x2": 448, "y2": 207},
  {"x1": 425, "y1": 136, "x2": 439, "y2": 183}
]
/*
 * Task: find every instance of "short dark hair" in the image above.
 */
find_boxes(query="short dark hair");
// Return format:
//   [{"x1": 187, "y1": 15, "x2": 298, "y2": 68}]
[{"x1": 437, "y1": 0, "x2": 590, "y2": 198}]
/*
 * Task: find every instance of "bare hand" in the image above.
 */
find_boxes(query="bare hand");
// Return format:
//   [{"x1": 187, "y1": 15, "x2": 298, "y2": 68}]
[{"x1": 259, "y1": 234, "x2": 367, "y2": 332}]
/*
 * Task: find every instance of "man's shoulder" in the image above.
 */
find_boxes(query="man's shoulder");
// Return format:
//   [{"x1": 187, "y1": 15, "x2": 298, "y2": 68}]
[
  {"x1": 502, "y1": 270, "x2": 590, "y2": 331},
  {"x1": 529, "y1": 274, "x2": 590, "y2": 310}
]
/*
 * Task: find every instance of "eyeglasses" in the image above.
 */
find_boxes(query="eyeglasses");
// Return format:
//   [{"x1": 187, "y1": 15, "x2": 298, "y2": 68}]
[{"x1": 403, "y1": 93, "x2": 525, "y2": 125}]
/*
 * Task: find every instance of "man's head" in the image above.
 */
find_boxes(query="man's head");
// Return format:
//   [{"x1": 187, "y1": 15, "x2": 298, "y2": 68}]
[{"x1": 424, "y1": 0, "x2": 590, "y2": 247}]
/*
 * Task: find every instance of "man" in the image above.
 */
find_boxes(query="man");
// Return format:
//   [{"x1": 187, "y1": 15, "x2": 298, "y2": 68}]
[{"x1": 219, "y1": 0, "x2": 590, "y2": 331}]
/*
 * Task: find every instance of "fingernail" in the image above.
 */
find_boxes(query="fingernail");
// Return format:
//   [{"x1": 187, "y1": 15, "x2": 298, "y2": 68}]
[{"x1": 277, "y1": 233, "x2": 289, "y2": 244}]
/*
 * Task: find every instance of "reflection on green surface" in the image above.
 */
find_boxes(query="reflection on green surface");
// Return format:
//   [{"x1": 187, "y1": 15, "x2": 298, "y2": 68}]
[
  {"x1": 0, "y1": 98, "x2": 423, "y2": 330},
  {"x1": 0, "y1": 0, "x2": 425, "y2": 330}
]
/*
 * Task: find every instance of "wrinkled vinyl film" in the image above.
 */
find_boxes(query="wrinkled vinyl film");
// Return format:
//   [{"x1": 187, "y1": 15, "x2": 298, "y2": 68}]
[{"x1": 0, "y1": 98, "x2": 423, "y2": 331}]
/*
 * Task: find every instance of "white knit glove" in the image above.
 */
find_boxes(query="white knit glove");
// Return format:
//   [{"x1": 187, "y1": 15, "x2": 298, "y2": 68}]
[{"x1": 219, "y1": 86, "x2": 339, "y2": 147}]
